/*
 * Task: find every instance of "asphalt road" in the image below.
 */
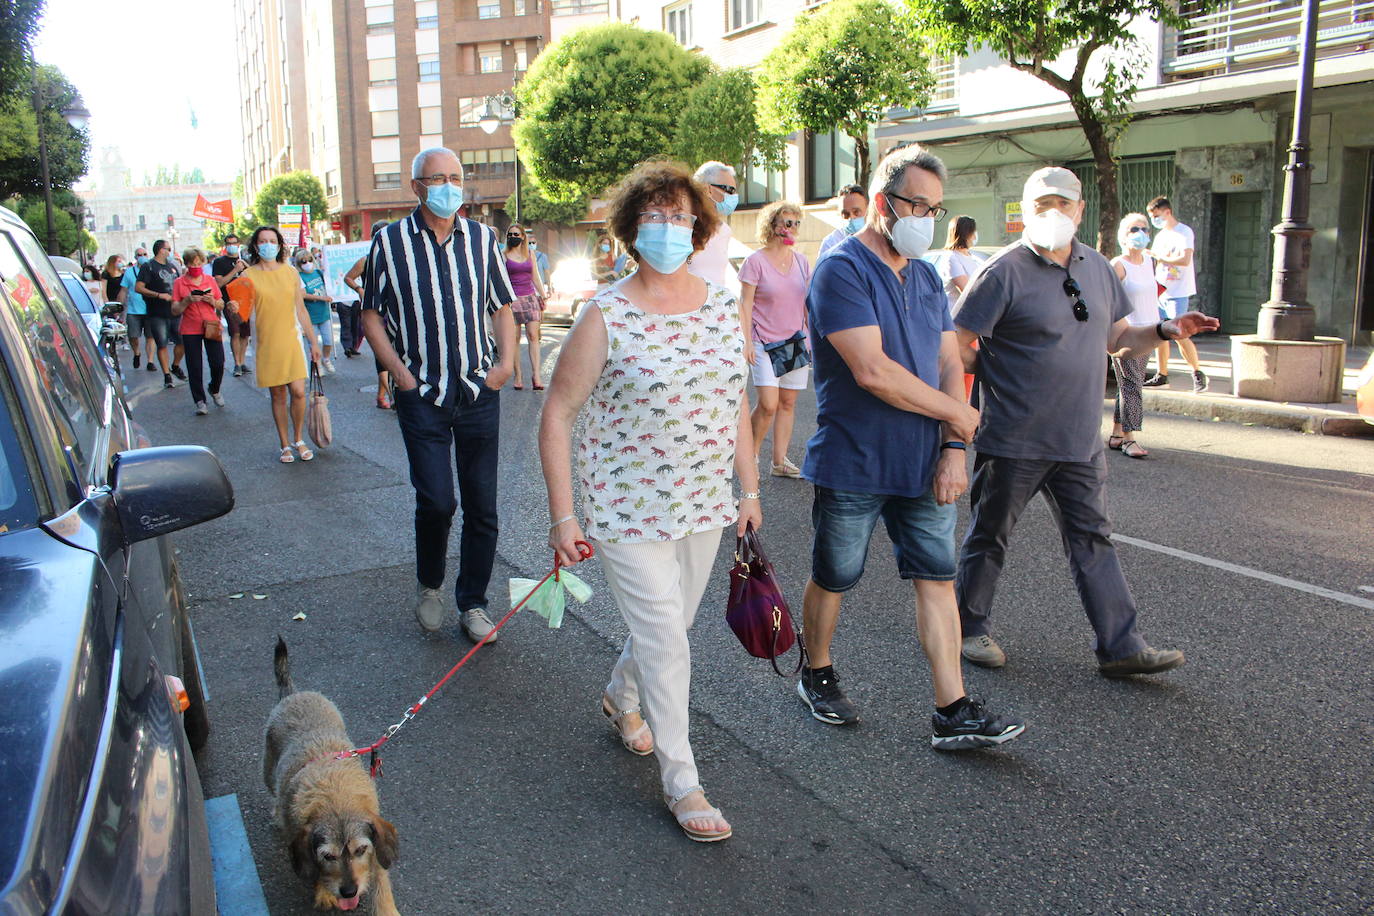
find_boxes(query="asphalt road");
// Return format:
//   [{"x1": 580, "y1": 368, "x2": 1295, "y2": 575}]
[{"x1": 126, "y1": 328, "x2": 1374, "y2": 915}]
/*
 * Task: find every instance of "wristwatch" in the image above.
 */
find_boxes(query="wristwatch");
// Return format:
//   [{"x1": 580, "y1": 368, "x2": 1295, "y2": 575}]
[{"x1": 940, "y1": 441, "x2": 967, "y2": 451}]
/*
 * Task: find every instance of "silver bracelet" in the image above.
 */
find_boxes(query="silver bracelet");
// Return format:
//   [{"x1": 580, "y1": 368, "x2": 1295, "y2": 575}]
[
  {"x1": 738, "y1": 492, "x2": 760, "y2": 501},
  {"x1": 549, "y1": 514, "x2": 576, "y2": 529}
]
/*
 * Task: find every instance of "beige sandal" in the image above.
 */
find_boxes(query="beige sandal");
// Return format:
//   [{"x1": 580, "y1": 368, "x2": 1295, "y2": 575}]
[
  {"x1": 279, "y1": 446, "x2": 295, "y2": 464},
  {"x1": 666, "y1": 789, "x2": 732, "y2": 843},
  {"x1": 601, "y1": 694, "x2": 654, "y2": 756},
  {"x1": 292, "y1": 439, "x2": 315, "y2": 462}
]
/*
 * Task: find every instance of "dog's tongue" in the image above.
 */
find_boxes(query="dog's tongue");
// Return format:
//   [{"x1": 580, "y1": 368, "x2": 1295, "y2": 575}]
[{"x1": 336, "y1": 894, "x2": 361, "y2": 911}]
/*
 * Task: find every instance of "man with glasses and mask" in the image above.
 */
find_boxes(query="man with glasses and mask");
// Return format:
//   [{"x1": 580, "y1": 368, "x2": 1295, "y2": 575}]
[
  {"x1": 688, "y1": 161, "x2": 741, "y2": 298},
  {"x1": 795, "y1": 143, "x2": 1024, "y2": 750},
  {"x1": 952, "y1": 166, "x2": 1217, "y2": 677},
  {"x1": 362, "y1": 147, "x2": 518, "y2": 643}
]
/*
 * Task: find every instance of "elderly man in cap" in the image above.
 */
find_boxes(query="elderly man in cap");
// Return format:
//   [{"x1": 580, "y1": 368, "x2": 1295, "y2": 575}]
[{"x1": 952, "y1": 166, "x2": 1218, "y2": 677}]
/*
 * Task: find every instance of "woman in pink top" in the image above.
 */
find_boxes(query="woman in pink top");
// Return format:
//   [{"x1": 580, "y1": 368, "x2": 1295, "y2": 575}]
[
  {"x1": 504, "y1": 223, "x2": 547, "y2": 390},
  {"x1": 739, "y1": 201, "x2": 811, "y2": 478},
  {"x1": 171, "y1": 246, "x2": 225, "y2": 416}
]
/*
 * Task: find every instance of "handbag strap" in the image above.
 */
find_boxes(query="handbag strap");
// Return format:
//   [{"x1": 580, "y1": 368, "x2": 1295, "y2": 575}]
[
  {"x1": 769, "y1": 615, "x2": 807, "y2": 677},
  {"x1": 310, "y1": 360, "x2": 324, "y2": 395}
]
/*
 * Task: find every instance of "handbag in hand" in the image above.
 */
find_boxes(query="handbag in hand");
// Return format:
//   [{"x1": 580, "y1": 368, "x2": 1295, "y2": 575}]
[
  {"x1": 306, "y1": 362, "x2": 333, "y2": 449},
  {"x1": 763, "y1": 331, "x2": 811, "y2": 378},
  {"x1": 726, "y1": 524, "x2": 806, "y2": 676}
]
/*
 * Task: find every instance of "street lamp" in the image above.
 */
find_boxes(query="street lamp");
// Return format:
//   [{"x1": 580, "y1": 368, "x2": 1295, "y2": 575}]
[
  {"x1": 477, "y1": 91, "x2": 521, "y2": 225},
  {"x1": 31, "y1": 64, "x2": 91, "y2": 256}
]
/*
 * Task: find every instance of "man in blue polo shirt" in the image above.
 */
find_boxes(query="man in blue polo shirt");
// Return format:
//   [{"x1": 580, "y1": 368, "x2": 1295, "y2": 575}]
[{"x1": 796, "y1": 144, "x2": 1024, "y2": 750}]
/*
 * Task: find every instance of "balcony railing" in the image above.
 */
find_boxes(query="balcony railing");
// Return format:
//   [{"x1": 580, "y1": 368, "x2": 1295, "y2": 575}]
[{"x1": 1163, "y1": 0, "x2": 1374, "y2": 80}]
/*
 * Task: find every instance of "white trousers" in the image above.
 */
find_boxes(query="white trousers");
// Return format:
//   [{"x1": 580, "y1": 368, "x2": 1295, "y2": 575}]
[{"x1": 595, "y1": 527, "x2": 723, "y2": 800}]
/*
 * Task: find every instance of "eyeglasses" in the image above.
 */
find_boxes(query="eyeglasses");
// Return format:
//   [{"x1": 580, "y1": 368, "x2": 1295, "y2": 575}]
[
  {"x1": 779, "y1": 218, "x2": 802, "y2": 229},
  {"x1": 709, "y1": 182, "x2": 737, "y2": 196},
  {"x1": 1063, "y1": 276, "x2": 1089, "y2": 322},
  {"x1": 418, "y1": 174, "x2": 464, "y2": 186},
  {"x1": 886, "y1": 192, "x2": 948, "y2": 221},
  {"x1": 639, "y1": 210, "x2": 698, "y2": 228}
]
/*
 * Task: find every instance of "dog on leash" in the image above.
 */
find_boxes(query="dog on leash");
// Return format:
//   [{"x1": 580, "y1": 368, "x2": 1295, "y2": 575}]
[{"x1": 264, "y1": 637, "x2": 401, "y2": 914}]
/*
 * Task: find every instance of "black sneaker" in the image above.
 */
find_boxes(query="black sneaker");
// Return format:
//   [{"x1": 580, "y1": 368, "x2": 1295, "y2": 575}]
[
  {"x1": 170, "y1": 365, "x2": 187, "y2": 381},
  {"x1": 1191, "y1": 370, "x2": 1209, "y2": 393},
  {"x1": 1142, "y1": 373, "x2": 1169, "y2": 388},
  {"x1": 132, "y1": 353, "x2": 141, "y2": 369},
  {"x1": 796, "y1": 666, "x2": 859, "y2": 726},
  {"x1": 931, "y1": 698, "x2": 1024, "y2": 751},
  {"x1": 146, "y1": 361, "x2": 157, "y2": 372},
  {"x1": 163, "y1": 374, "x2": 178, "y2": 389},
  {"x1": 232, "y1": 364, "x2": 243, "y2": 378}
]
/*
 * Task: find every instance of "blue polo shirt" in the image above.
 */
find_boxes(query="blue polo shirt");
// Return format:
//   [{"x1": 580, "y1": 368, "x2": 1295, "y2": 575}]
[
  {"x1": 120, "y1": 267, "x2": 146, "y2": 315},
  {"x1": 802, "y1": 235, "x2": 953, "y2": 498}
]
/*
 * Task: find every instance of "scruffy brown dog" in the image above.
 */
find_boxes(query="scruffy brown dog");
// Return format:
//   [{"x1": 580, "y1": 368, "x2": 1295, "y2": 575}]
[{"x1": 264, "y1": 638, "x2": 401, "y2": 914}]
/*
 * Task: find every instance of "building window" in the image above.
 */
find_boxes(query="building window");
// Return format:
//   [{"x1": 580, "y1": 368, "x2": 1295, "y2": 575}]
[
  {"x1": 515, "y1": 45, "x2": 528, "y2": 70},
  {"x1": 740, "y1": 158, "x2": 778, "y2": 208},
  {"x1": 371, "y1": 110, "x2": 400, "y2": 136},
  {"x1": 804, "y1": 129, "x2": 857, "y2": 202},
  {"x1": 478, "y1": 1, "x2": 500, "y2": 18},
  {"x1": 457, "y1": 97, "x2": 483, "y2": 126},
  {"x1": 110, "y1": 214, "x2": 121, "y2": 229},
  {"x1": 374, "y1": 161, "x2": 402, "y2": 189},
  {"x1": 665, "y1": 2, "x2": 691, "y2": 45},
  {"x1": 514, "y1": 0, "x2": 526, "y2": 13},
  {"x1": 369, "y1": 57, "x2": 397, "y2": 84},
  {"x1": 460, "y1": 148, "x2": 516, "y2": 180},
  {"x1": 417, "y1": 15, "x2": 438, "y2": 26},
  {"x1": 420, "y1": 106, "x2": 442, "y2": 135},
  {"x1": 728, "y1": 0, "x2": 761, "y2": 31},
  {"x1": 137, "y1": 214, "x2": 147, "y2": 230},
  {"x1": 326, "y1": 170, "x2": 339, "y2": 196},
  {"x1": 365, "y1": 3, "x2": 393, "y2": 24},
  {"x1": 478, "y1": 42, "x2": 503, "y2": 72},
  {"x1": 418, "y1": 54, "x2": 440, "y2": 82}
]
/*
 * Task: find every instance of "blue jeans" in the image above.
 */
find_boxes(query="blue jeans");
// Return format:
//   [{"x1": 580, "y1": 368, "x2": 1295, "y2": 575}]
[
  {"x1": 393, "y1": 384, "x2": 501, "y2": 610},
  {"x1": 810, "y1": 485, "x2": 957, "y2": 592}
]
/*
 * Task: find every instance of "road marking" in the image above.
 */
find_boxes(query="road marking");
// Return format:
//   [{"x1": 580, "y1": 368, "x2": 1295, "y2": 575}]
[
  {"x1": 1112, "y1": 534, "x2": 1374, "y2": 611},
  {"x1": 206, "y1": 794, "x2": 271, "y2": 916}
]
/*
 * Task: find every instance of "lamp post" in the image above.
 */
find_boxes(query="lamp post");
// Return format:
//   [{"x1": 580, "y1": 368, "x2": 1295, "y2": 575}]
[
  {"x1": 31, "y1": 64, "x2": 91, "y2": 256},
  {"x1": 477, "y1": 91, "x2": 520, "y2": 225},
  {"x1": 1256, "y1": 0, "x2": 1319, "y2": 341}
]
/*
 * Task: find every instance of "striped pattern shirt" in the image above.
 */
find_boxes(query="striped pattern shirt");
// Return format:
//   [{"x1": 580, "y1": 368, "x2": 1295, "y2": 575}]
[{"x1": 362, "y1": 207, "x2": 517, "y2": 406}]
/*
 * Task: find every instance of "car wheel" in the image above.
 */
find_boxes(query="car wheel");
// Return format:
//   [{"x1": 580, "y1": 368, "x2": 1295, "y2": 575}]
[{"x1": 178, "y1": 600, "x2": 212, "y2": 753}]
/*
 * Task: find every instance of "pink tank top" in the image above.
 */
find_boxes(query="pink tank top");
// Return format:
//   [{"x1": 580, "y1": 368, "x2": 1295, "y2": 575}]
[{"x1": 505, "y1": 255, "x2": 536, "y2": 297}]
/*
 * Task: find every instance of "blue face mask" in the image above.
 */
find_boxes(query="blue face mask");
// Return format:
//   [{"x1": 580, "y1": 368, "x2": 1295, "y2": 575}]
[
  {"x1": 1150, "y1": 215, "x2": 1167, "y2": 229},
  {"x1": 715, "y1": 194, "x2": 739, "y2": 217},
  {"x1": 634, "y1": 223, "x2": 694, "y2": 274},
  {"x1": 423, "y1": 182, "x2": 464, "y2": 219},
  {"x1": 136, "y1": 255, "x2": 149, "y2": 265},
  {"x1": 845, "y1": 217, "x2": 864, "y2": 234},
  {"x1": 257, "y1": 242, "x2": 280, "y2": 261},
  {"x1": 1126, "y1": 229, "x2": 1150, "y2": 250},
  {"x1": 226, "y1": 244, "x2": 240, "y2": 257}
]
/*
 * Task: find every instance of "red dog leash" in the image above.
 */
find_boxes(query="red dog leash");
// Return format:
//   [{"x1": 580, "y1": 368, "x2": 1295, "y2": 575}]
[{"x1": 333, "y1": 542, "x2": 594, "y2": 777}]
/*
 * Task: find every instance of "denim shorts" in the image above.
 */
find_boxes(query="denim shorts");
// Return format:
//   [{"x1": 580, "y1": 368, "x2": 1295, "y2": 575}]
[
  {"x1": 144, "y1": 314, "x2": 180, "y2": 347},
  {"x1": 811, "y1": 485, "x2": 957, "y2": 592},
  {"x1": 1158, "y1": 296, "x2": 1189, "y2": 320},
  {"x1": 125, "y1": 314, "x2": 146, "y2": 338}
]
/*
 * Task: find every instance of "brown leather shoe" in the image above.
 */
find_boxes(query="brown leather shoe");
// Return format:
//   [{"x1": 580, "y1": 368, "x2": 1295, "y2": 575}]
[{"x1": 1099, "y1": 646, "x2": 1185, "y2": 677}]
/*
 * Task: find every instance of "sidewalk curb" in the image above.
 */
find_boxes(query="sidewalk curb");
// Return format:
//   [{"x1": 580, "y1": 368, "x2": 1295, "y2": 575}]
[{"x1": 1139, "y1": 389, "x2": 1372, "y2": 436}]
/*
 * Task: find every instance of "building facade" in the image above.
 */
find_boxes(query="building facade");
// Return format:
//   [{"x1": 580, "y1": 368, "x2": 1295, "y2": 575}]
[
  {"x1": 235, "y1": 0, "x2": 312, "y2": 206},
  {"x1": 77, "y1": 148, "x2": 233, "y2": 262}
]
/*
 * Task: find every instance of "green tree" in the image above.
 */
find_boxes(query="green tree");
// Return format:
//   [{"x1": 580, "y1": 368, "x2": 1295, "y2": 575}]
[
  {"x1": 253, "y1": 170, "x2": 327, "y2": 235},
  {"x1": 0, "y1": 0, "x2": 44, "y2": 90},
  {"x1": 0, "y1": 65, "x2": 91, "y2": 200},
  {"x1": 513, "y1": 23, "x2": 710, "y2": 202},
  {"x1": 904, "y1": 0, "x2": 1205, "y2": 255},
  {"x1": 185, "y1": 166, "x2": 205, "y2": 184},
  {"x1": 756, "y1": 0, "x2": 932, "y2": 186},
  {"x1": 671, "y1": 68, "x2": 786, "y2": 174},
  {"x1": 506, "y1": 175, "x2": 590, "y2": 227},
  {"x1": 16, "y1": 189, "x2": 97, "y2": 258}
]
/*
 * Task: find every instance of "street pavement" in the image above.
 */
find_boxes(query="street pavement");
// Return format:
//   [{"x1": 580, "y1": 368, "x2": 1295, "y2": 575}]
[{"x1": 126, "y1": 328, "x2": 1374, "y2": 915}]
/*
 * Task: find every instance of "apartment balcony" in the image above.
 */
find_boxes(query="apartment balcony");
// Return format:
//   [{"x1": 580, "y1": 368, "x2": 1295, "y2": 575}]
[
  {"x1": 1163, "y1": 0, "x2": 1374, "y2": 81},
  {"x1": 447, "y1": 10, "x2": 547, "y2": 42}
]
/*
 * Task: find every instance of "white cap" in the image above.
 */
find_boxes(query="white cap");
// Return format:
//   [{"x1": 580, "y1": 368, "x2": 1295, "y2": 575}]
[{"x1": 1022, "y1": 166, "x2": 1081, "y2": 203}]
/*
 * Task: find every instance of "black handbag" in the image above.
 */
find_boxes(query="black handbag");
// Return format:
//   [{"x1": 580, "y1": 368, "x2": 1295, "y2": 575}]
[{"x1": 763, "y1": 331, "x2": 811, "y2": 377}]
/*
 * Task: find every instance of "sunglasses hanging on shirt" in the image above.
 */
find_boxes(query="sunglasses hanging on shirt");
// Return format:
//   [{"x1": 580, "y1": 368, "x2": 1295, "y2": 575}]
[{"x1": 1063, "y1": 275, "x2": 1089, "y2": 322}]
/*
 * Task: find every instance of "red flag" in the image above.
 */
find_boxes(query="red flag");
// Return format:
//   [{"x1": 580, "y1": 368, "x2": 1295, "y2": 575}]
[{"x1": 193, "y1": 194, "x2": 234, "y2": 224}]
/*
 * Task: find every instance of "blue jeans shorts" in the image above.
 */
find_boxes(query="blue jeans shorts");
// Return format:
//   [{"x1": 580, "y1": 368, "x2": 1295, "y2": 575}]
[
  {"x1": 810, "y1": 485, "x2": 957, "y2": 592},
  {"x1": 1158, "y1": 296, "x2": 1189, "y2": 320}
]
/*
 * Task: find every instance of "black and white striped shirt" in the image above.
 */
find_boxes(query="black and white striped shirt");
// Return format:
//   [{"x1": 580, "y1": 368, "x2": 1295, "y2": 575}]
[{"x1": 362, "y1": 207, "x2": 517, "y2": 406}]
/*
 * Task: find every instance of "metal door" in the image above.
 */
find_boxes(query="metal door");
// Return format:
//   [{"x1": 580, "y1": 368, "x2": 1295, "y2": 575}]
[{"x1": 1219, "y1": 192, "x2": 1267, "y2": 335}]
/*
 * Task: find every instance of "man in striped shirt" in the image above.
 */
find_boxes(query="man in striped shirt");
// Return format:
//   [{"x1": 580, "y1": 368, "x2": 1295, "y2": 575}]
[{"x1": 361, "y1": 147, "x2": 518, "y2": 642}]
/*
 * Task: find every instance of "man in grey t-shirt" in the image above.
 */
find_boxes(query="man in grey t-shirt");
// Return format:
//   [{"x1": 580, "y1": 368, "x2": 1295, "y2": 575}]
[{"x1": 952, "y1": 167, "x2": 1218, "y2": 677}]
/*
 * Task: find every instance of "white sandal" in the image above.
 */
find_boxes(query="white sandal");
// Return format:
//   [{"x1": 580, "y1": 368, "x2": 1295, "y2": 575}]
[
  {"x1": 279, "y1": 447, "x2": 295, "y2": 464},
  {"x1": 292, "y1": 439, "x2": 315, "y2": 461},
  {"x1": 665, "y1": 788, "x2": 732, "y2": 843},
  {"x1": 602, "y1": 694, "x2": 654, "y2": 756}
]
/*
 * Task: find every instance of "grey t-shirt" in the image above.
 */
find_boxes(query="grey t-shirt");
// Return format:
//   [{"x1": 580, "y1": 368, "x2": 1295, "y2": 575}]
[{"x1": 953, "y1": 239, "x2": 1132, "y2": 462}]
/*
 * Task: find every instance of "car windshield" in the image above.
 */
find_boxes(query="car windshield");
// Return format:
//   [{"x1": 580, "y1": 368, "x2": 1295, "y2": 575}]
[
  {"x1": 0, "y1": 367, "x2": 38, "y2": 532},
  {"x1": 60, "y1": 276, "x2": 97, "y2": 314}
]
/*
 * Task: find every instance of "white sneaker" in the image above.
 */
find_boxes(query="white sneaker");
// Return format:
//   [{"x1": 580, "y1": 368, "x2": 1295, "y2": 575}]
[
  {"x1": 323, "y1": 358, "x2": 336, "y2": 375},
  {"x1": 770, "y1": 457, "x2": 803, "y2": 478},
  {"x1": 211, "y1": 392, "x2": 225, "y2": 407},
  {"x1": 194, "y1": 401, "x2": 208, "y2": 415},
  {"x1": 414, "y1": 585, "x2": 446, "y2": 632},
  {"x1": 460, "y1": 608, "x2": 499, "y2": 644}
]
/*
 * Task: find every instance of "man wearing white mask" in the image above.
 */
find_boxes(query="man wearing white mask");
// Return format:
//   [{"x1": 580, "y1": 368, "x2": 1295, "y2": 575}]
[
  {"x1": 952, "y1": 166, "x2": 1218, "y2": 676},
  {"x1": 688, "y1": 161, "x2": 741, "y2": 297},
  {"x1": 794, "y1": 144, "x2": 1025, "y2": 749},
  {"x1": 817, "y1": 183, "x2": 870, "y2": 260},
  {"x1": 362, "y1": 147, "x2": 518, "y2": 643}
]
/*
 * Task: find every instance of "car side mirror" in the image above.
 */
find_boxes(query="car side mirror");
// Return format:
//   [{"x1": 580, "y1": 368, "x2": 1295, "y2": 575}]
[
  {"x1": 101, "y1": 301, "x2": 123, "y2": 318},
  {"x1": 109, "y1": 446, "x2": 234, "y2": 544}
]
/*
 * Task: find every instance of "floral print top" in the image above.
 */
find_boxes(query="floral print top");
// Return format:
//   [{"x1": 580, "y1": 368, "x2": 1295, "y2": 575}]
[{"x1": 579, "y1": 279, "x2": 746, "y2": 544}]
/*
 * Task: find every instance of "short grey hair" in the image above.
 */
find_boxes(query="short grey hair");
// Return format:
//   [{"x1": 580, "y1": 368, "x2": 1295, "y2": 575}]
[
  {"x1": 412, "y1": 147, "x2": 461, "y2": 180},
  {"x1": 694, "y1": 161, "x2": 736, "y2": 185},
  {"x1": 868, "y1": 143, "x2": 948, "y2": 208}
]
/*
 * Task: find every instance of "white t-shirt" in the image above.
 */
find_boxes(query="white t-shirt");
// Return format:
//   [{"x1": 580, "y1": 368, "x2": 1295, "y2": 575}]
[
  {"x1": 1112, "y1": 253, "x2": 1161, "y2": 326},
  {"x1": 1151, "y1": 222, "x2": 1196, "y2": 298},
  {"x1": 686, "y1": 224, "x2": 739, "y2": 295},
  {"x1": 940, "y1": 249, "x2": 983, "y2": 310}
]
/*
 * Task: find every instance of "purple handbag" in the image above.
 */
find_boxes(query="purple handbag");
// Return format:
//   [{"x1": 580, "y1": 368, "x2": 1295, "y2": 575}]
[{"x1": 726, "y1": 524, "x2": 806, "y2": 676}]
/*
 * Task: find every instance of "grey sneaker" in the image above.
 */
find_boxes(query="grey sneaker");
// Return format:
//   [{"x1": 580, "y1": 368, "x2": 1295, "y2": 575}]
[
  {"x1": 1191, "y1": 370, "x2": 1209, "y2": 393},
  {"x1": 414, "y1": 584, "x2": 445, "y2": 632},
  {"x1": 1099, "y1": 646, "x2": 1185, "y2": 677},
  {"x1": 460, "y1": 608, "x2": 499, "y2": 644},
  {"x1": 961, "y1": 634, "x2": 1006, "y2": 668},
  {"x1": 194, "y1": 401, "x2": 208, "y2": 415},
  {"x1": 211, "y1": 392, "x2": 225, "y2": 407}
]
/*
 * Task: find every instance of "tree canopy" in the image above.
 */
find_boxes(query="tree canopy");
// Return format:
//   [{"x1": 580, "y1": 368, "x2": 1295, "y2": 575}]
[
  {"x1": 506, "y1": 175, "x2": 590, "y2": 227},
  {"x1": 756, "y1": 0, "x2": 932, "y2": 184},
  {"x1": 671, "y1": 68, "x2": 786, "y2": 175},
  {"x1": 15, "y1": 188, "x2": 96, "y2": 259},
  {"x1": 252, "y1": 170, "x2": 327, "y2": 237},
  {"x1": 513, "y1": 23, "x2": 711, "y2": 202},
  {"x1": 903, "y1": 0, "x2": 1204, "y2": 253},
  {"x1": 0, "y1": 0, "x2": 44, "y2": 90},
  {"x1": 0, "y1": 65, "x2": 91, "y2": 201}
]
